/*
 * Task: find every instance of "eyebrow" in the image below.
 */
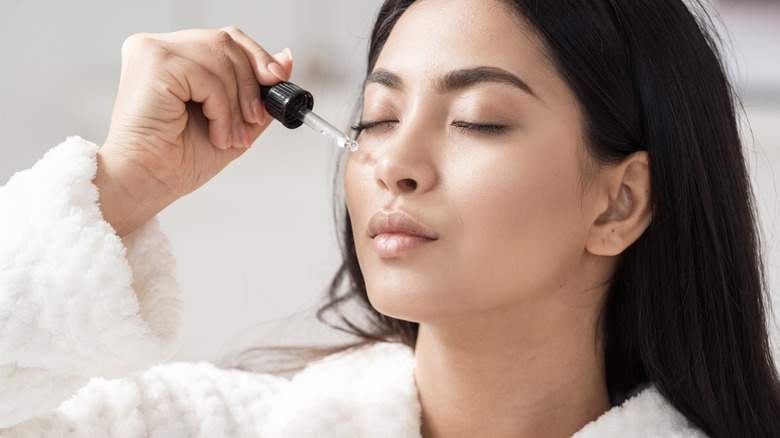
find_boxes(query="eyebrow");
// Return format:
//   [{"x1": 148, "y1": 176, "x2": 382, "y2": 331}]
[
  {"x1": 364, "y1": 69, "x2": 404, "y2": 91},
  {"x1": 363, "y1": 66, "x2": 538, "y2": 100}
]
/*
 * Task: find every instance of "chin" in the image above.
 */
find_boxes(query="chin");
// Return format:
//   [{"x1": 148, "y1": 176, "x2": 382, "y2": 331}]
[
  {"x1": 365, "y1": 284, "x2": 420, "y2": 322},
  {"x1": 363, "y1": 274, "x2": 472, "y2": 324},
  {"x1": 362, "y1": 277, "x2": 430, "y2": 323}
]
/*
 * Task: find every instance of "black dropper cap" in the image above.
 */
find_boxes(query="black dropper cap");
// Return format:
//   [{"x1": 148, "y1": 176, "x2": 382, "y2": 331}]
[{"x1": 259, "y1": 82, "x2": 314, "y2": 129}]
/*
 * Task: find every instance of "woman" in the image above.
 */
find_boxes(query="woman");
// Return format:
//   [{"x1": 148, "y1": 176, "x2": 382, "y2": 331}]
[{"x1": 1, "y1": 0, "x2": 778, "y2": 436}]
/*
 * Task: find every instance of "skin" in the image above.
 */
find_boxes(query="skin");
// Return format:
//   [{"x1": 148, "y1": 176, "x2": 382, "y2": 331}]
[
  {"x1": 95, "y1": 2, "x2": 651, "y2": 436},
  {"x1": 343, "y1": 0, "x2": 651, "y2": 437},
  {"x1": 95, "y1": 27, "x2": 293, "y2": 238}
]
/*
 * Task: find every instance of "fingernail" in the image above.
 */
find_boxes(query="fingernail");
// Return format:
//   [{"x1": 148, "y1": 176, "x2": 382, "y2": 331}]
[
  {"x1": 226, "y1": 133, "x2": 233, "y2": 148},
  {"x1": 268, "y1": 62, "x2": 286, "y2": 81},
  {"x1": 239, "y1": 124, "x2": 250, "y2": 148},
  {"x1": 250, "y1": 97, "x2": 266, "y2": 125},
  {"x1": 283, "y1": 47, "x2": 292, "y2": 62}
]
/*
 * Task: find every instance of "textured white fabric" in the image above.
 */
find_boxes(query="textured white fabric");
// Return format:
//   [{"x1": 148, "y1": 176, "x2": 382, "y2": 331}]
[
  {"x1": 0, "y1": 137, "x2": 183, "y2": 429},
  {"x1": 572, "y1": 386, "x2": 708, "y2": 438},
  {"x1": 0, "y1": 138, "x2": 707, "y2": 437}
]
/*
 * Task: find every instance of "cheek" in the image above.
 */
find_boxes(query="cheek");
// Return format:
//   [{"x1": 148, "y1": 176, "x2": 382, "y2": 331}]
[
  {"x1": 340, "y1": 129, "x2": 592, "y2": 320},
  {"x1": 343, "y1": 150, "x2": 377, "y2": 265},
  {"x1": 447, "y1": 143, "x2": 587, "y2": 302},
  {"x1": 343, "y1": 155, "x2": 358, "y2": 213},
  {"x1": 343, "y1": 151, "x2": 372, "y2": 219}
]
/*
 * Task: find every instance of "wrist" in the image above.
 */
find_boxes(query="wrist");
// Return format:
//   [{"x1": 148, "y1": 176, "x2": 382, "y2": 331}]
[{"x1": 93, "y1": 146, "x2": 176, "y2": 237}]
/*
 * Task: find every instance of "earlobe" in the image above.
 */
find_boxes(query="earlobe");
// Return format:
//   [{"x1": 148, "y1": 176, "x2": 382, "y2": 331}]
[{"x1": 586, "y1": 152, "x2": 652, "y2": 257}]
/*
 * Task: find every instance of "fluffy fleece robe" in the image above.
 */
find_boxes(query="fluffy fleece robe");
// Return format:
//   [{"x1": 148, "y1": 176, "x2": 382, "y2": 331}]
[{"x1": 0, "y1": 137, "x2": 708, "y2": 437}]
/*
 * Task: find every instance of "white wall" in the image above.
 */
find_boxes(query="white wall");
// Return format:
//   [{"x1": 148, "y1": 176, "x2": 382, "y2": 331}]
[{"x1": 1, "y1": 1, "x2": 778, "y2": 362}]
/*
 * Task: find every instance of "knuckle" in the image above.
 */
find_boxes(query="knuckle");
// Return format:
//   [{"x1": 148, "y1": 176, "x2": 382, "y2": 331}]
[
  {"x1": 250, "y1": 44, "x2": 268, "y2": 58},
  {"x1": 121, "y1": 32, "x2": 151, "y2": 54},
  {"x1": 221, "y1": 26, "x2": 243, "y2": 36},
  {"x1": 213, "y1": 29, "x2": 234, "y2": 46},
  {"x1": 151, "y1": 46, "x2": 175, "y2": 64},
  {"x1": 241, "y1": 75, "x2": 260, "y2": 92},
  {"x1": 213, "y1": 50, "x2": 234, "y2": 74},
  {"x1": 150, "y1": 79, "x2": 175, "y2": 98},
  {"x1": 122, "y1": 33, "x2": 172, "y2": 66},
  {"x1": 139, "y1": 42, "x2": 172, "y2": 64}
]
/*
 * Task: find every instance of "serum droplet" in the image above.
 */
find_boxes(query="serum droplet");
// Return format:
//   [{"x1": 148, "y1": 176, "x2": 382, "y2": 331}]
[{"x1": 338, "y1": 137, "x2": 359, "y2": 152}]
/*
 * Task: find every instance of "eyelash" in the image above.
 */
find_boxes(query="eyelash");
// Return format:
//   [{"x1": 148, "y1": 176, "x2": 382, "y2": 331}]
[
  {"x1": 452, "y1": 122, "x2": 508, "y2": 134},
  {"x1": 351, "y1": 120, "x2": 394, "y2": 135},
  {"x1": 351, "y1": 120, "x2": 508, "y2": 135}
]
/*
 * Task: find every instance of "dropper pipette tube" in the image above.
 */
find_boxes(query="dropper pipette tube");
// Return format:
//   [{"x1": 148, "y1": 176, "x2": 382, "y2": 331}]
[
  {"x1": 298, "y1": 108, "x2": 359, "y2": 151},
  {"x1": 260, "y1": 81, "x2": 358, "y2": 151}
]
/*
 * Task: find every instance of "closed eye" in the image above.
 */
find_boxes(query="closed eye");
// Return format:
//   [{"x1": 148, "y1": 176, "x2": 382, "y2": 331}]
[
  {"x1": 351, "y1": 120, "x2": 397, "y2": 136},
  {"x1": 452, "y1": 122, "x2": 508, "y2": 134},
  {"x1": 352, "y1": 120, "x2": 509, "y2": 136}
]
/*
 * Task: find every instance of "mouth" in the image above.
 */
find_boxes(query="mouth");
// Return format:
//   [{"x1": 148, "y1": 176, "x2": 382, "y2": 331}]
[{"x1": 367, "y1": 211, "x2": 438, "y2": 258}]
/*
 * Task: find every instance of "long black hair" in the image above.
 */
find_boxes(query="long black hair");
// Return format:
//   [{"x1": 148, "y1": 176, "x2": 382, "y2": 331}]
[{"x1": 307, "y1": 0, "x2": 780, "y2": 436}]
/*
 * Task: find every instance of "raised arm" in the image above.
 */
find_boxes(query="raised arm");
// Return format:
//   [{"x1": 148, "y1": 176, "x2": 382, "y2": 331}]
[
  {"x1": 0, "y1": 28, "x2": 292, "y2": 428},
  {"x1": 95, "y1": 27, "x2": 293, "y2": 237}
]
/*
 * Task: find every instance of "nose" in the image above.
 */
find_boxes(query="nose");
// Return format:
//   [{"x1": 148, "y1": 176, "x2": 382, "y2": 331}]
[{"x1": 373, "y1": 123, "x2": 438, "y2": 196}]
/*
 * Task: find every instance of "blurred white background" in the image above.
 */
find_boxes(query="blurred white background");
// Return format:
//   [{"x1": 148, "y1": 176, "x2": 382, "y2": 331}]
[{"x1": 0, "y1": 0, "x2": 777, "y2": 362}]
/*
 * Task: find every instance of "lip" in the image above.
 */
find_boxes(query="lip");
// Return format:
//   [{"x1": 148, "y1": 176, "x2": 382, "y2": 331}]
[{"x1": 367, "y1": 211, "x2": 438, "y2": 258}]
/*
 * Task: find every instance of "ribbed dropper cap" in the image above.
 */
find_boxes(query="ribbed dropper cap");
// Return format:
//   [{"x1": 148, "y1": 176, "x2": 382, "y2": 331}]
[{"x1": 259, "y1": 82, "x2": 314, "y2": 129}]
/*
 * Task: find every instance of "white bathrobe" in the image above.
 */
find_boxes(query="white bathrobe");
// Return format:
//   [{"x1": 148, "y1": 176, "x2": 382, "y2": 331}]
[{"x1": 0, "y1": 137, "x2": 708, "y2": 437}]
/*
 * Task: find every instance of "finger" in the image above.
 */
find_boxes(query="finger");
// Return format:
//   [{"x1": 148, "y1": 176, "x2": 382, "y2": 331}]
[
  {"x1": 146, "y1": 29, "x2": 261, "y2": 130},
  {"x1": 158, "y1": 28, "x2": 288, "y2": 130},
  {"x1": 167, "y1": 55, "x2": 235, "y2": 149},
  {"x1": 220, "y1": 139, "x2": 249, "y2": 160},
  {"x1": 162, "y1": 36, "x2": 251, "y2": 147},
  {"x1": 240, "y1": 50, "x2": 295, "y2": 146},
  {"x1": 220, "y1": 26, "x2": 288, "y2": 85},
  {"x1": 200, "y1": 30, "x2": 263, "y2": 128},
  {"x1": 221, "y1": 37, "x2": 263, "y2": 127}
]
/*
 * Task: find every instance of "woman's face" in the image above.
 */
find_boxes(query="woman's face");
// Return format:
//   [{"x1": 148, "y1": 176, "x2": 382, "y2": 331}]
[{"x1": 344, "y1": 0, "x2": 604, "y2": 323}]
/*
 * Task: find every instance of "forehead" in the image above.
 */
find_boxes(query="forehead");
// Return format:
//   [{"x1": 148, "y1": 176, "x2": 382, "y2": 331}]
[{"x1": 373, "y1": 0, "x2": 551, "y2": 82}]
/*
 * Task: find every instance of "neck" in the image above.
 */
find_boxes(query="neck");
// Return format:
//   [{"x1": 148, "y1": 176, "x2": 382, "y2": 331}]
[{"x1": 415, "y1": 300, "x2": 611, "y2": 438}]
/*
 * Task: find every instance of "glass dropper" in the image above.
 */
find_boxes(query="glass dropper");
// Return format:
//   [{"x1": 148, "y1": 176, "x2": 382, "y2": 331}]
[{"x1": 259, "y1": 82, "x2": 358, "y2": 152}]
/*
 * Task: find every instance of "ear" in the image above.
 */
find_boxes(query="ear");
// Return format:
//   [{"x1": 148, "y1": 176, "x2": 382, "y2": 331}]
[{"x1": 586, "y1": 152, "x2": 652, "y2": 256}]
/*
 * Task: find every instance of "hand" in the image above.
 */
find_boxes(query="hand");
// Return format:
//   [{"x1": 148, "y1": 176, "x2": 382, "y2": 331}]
[{"x1": 94, "y1": 27, "x2": 293, "y2": 237}]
